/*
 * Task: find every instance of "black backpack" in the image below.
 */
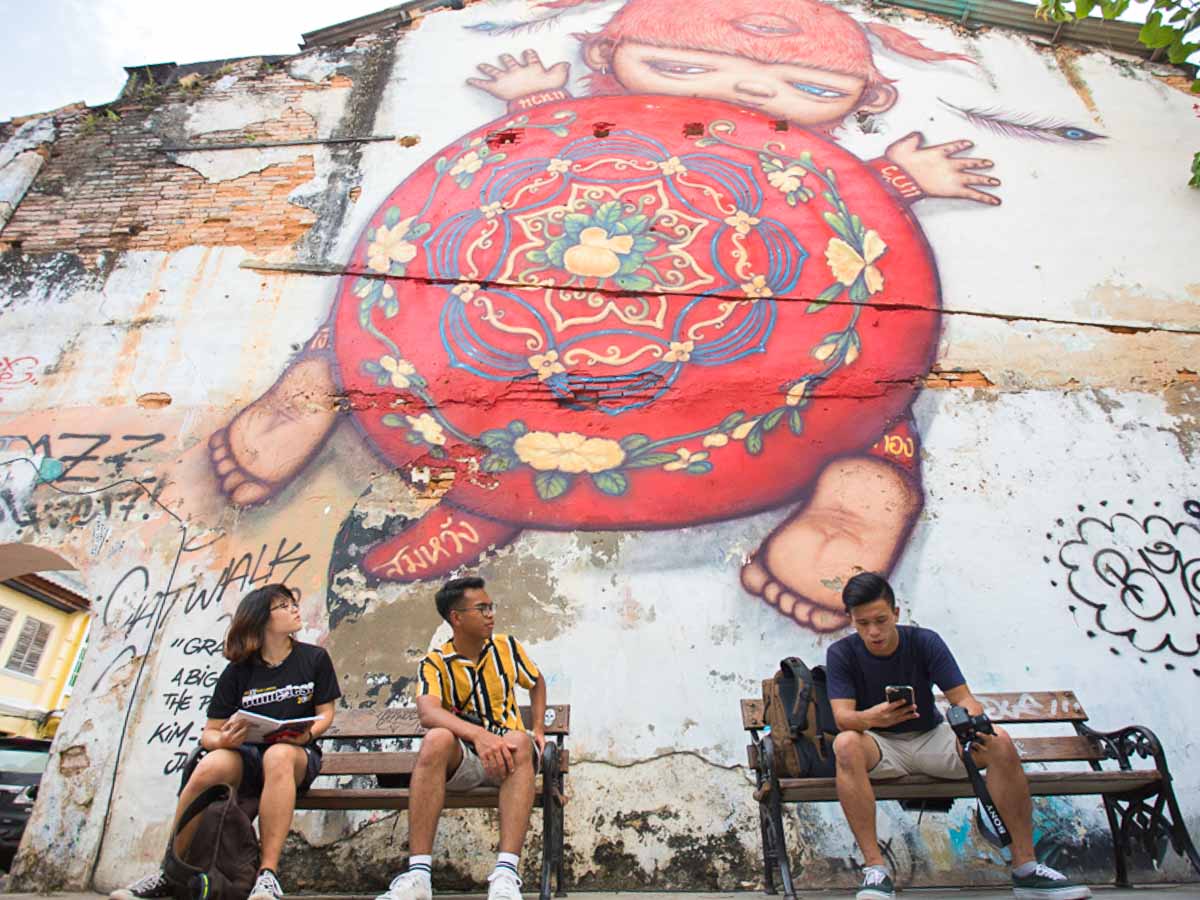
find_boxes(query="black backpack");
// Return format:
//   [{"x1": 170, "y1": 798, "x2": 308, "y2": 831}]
[
  {"x1": 762, "y1": 657, "x2": 838, "y2": 778},
  {"x1": 162, "y1": 784, "x2": 260, "y2": 900}
]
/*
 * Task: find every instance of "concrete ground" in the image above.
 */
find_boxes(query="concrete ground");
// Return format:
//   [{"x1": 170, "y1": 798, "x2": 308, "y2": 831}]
[{"x1": 3, "y1": 888, "x2": 1198, "y2": 899}]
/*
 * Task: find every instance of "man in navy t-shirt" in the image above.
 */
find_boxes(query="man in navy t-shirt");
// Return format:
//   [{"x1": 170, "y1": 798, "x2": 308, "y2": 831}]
[{"x1": 827, "y1": 572, "x2": 1090, "y2": 900}]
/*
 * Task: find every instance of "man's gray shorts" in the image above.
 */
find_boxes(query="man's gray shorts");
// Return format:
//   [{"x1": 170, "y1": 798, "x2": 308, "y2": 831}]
[
  {"x1": 868, "y1": 722, "x2": 967, "y2": 780},
  {"x1": 445, "y1": 731, "x2": 541, "y2": 790}
]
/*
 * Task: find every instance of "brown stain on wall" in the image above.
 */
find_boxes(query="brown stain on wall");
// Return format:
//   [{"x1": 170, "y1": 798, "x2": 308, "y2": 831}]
[
  {"x1": 1053, "y1": 45, "x2": 1099, "y2": 117},
  {"x1": 1162, "y1": 380, "x2": 1200, "y2": 462}
]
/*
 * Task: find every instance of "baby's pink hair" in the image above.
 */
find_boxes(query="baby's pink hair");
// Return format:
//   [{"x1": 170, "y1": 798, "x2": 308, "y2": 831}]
[{"x1": 577, "y1": 0, "x2": 973, "y2": 95}]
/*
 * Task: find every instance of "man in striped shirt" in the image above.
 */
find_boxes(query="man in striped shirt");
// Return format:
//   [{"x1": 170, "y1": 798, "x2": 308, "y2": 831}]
[{"x1": 376, "y1": 575, "x2": 547, "y2": 900}]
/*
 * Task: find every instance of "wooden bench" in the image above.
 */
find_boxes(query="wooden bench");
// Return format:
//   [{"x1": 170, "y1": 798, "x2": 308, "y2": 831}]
[
  {"x1": 182, "y1": 704, "x2": 570, "y2": 900},
  {"x1": 741, "y1": 690, "x2": 1200, "y2": 900}
]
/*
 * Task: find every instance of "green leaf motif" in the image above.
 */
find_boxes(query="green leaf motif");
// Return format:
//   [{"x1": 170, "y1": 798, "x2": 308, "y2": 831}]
[
  {"x1": 685, "y1": 461, "x2": 714, "y2": 475},
  {"x1": 534, "y1": 471, "x2": 572, "y2": 500},
  {"x1": 591, "y1": 470, "x2": 629, "y2": 496},
  {"x1": 381, "y1": 414, "x2": 406, "y2": 427},
  {"x1": 385, "y1": 207, "x2": 401, "y2": 228},
  {"x1": 383, "y1": 298, "x2": 400, "y2": 318},
  {"x1": 719, "y1": 411, "x2": 746, "y2": 431},
  {"x1": 482, "y1": 454, "x2": 517, "y2": 474},
  {"x1": 481, "y1": 429, "x2": 515, "y2": 451},
  {"x1": 616, "y1": 274, "x2": 653, "y2": 292},
  {"x1": 435, "y1": 157, "x2": 448, "y2": 174},
  {"x1": 619, "y1": 434, "x2": 651, "y2": 451},
  {"x1": 527, "y1": 249, "x2": 550, "y2": 265},
  {"x1": 358, "y1": 297, "x2": 374, "y2": 329},
  {"x1": 625, "y1": 452, "x2": 681, "y2": 469},
  {"x1": 744, "y1": 426, "x2": 764, "y2": 456},
  {"x1": 762, "y1": 409, "x2": 786, "y2": 432},
  {"x1": 407, "y1": 221, "x2": 431, "y2": 239},
  {"x1": 508, "y1": 420, "x2": 528, "y2": 436},
  {"x1": 849, "y1": 279, "x2": 869, "y2": 303},
  {"x1": 788, "y1": 409, "x2": 805, "y2": 435},
  {"x1": 823, "y1": 211, "x2": 852, "y2": 243}
]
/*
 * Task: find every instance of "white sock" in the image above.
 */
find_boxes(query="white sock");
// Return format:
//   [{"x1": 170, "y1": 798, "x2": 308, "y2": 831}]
[
  {"x1": 407, "y1": 854, "x2": 432, "y2": 883},
  {"x1": 492, "y1": 852, "x2": 520, "y2": 879}
]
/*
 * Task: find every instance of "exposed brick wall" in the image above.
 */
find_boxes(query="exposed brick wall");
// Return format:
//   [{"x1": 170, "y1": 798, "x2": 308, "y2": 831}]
[{"x1": 0, "y1": 64, "x2": 356, "y2": 261}]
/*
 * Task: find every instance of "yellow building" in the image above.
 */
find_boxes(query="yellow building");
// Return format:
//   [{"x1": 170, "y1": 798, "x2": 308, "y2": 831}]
[{"x1": 0, "y1": 574, "x2": 90, "y2": 739}]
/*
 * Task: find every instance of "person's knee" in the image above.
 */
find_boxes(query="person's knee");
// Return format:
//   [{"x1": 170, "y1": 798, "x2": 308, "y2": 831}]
[
  {"x1": 833, "y1": 731, "x2": 868, "y2": 768},
  {"x1": 188, "y1": 749, "x2": 241, "y2": 787},
  {"x1": 505, "y1": 734, "x2": 532, "y2": 763},
  {"x1": 419, "y1": 728, "x2": 458, "y2": 763},
  {"x1": 262, "y1": 743, "x2": 305, "y2": 781},
  {"x1": 986, "y1": 727, "x2": 1019, "y2": 765}
]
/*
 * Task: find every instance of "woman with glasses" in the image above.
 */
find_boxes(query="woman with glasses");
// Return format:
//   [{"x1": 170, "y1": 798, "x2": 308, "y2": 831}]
[{"x1": 112, "y1": 583, "x2": 341, "y2": 900}]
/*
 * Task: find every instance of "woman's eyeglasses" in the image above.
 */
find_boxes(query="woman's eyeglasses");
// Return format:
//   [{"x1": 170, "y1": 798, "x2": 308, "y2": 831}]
[{"x1": 270, "y1": 599, "x2": 301, "y2": 611}]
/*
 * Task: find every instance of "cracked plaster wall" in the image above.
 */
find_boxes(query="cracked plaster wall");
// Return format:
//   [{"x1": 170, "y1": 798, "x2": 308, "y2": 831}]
[{"x1": 1, "y1": 0, "x2": 1199, "y2": 892}]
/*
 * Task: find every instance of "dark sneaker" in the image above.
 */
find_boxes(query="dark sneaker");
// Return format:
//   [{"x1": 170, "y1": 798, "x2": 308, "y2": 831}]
[
  {"x1": 1012, "y1": 863, "x2": 1092, "y2": 899},
  {"x1": 249, "y1": 869, "x2": 284, "y2": 900},
  {"x1": 109, "y1": 871, "x2": 173, "y2": 900},
  {"x1": 856, "y1": 867, "x2": 895, "y2": 900}
]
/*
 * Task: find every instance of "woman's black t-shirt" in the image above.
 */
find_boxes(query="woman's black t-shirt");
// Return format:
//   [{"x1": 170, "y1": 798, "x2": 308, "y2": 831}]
[{"x1": 208, "y1": 641, "x2": 341, "y2": 745}]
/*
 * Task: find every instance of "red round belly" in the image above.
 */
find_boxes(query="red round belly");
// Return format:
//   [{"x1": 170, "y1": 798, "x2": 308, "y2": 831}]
[{"x1": 333, "y1": 94, "x2": 940, "y2": 529}]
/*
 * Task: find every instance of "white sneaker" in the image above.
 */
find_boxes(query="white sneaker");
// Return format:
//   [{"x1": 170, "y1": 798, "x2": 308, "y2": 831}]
[
  {"x1": 109, "y1": 871, "x2": 173, "y2": 900},
  {"x1": 375, "y1": 870, "x2": 432, "y2": 900},
  {"x1": 249, "y1": 869, "x2": 284, "y2": 900},
  {"x1": 487, "y1": 870, "x2": 523, "y2": 900}
]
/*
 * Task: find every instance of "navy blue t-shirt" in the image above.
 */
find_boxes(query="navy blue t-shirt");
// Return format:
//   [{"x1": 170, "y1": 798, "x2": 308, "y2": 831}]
[{"x1": 826, "y1": 625, "x2": 965, "y2": 733}]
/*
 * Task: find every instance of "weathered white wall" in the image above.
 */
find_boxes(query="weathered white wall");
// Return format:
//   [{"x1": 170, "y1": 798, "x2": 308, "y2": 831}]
[{"x1": 1, "y1": 0, "x2": 1198, "y2": 892}]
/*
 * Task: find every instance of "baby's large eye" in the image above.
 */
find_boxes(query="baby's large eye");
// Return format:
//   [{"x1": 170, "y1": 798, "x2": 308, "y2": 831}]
[
  {"x1": 646, "y1": 59, "x2": 714, "y2": 76},
  {"x1": 790, "y1": 81, "x2": 847, "y2": 99}
]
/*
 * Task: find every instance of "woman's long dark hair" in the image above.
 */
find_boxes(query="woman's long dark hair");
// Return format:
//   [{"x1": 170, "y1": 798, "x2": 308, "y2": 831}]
[{"x1": 224, "y1": 583, "x2": 296, "y2": 664}]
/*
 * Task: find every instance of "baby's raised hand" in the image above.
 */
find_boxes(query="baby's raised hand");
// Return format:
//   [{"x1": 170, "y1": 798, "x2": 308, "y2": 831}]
[
  {"x1": 884, "y1": 132, "x2": 1001, "y2": 206},
  {"x1": 467, "y1": 49, "x2": 570, "y2": 101}
]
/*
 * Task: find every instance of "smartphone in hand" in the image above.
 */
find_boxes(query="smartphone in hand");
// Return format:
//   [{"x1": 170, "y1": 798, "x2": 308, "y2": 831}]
[{"x1": 885, "y1": 684, "x2": 915, "y2": 707}]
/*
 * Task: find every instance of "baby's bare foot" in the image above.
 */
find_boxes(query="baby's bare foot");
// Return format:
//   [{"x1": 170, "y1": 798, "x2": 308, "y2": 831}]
[
  {"x1": 740, "y1": 456, "x2": 922, "y2": 632},
  {"x1": 209, "y1": 354, "x2": 340, "y2": 506}
]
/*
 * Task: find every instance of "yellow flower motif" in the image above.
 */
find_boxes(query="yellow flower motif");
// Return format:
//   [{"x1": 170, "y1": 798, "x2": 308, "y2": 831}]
[
  {"x1": 451, "y1": 282, "x2": 481, "y2": 303},
  {"x1": 406, "y1": 413, "x2": 446, "y2": 446},
  {"x1": 663, "y1": 447, "x2": 708, "y2": 472},
  {"x1": 382, "y1": 284, "x2": 395, "y2": 299},
  {"x1": 731, "y1": 418, "x2": 760, "y2": 441},
  {"x1": 702, "y1": 433, "x2": 729, "y2": 448},
  {"x1": 367, "y1": 218, "x2": 417, "y2": 274},
  {"x1": 767, "y1": 162, "x2": 806, "y2": 194},
  {"x1": 563, "y1": 227, "x2": 635, "y2": 278},
  {"x1": 529, "y1": 350, "x2": 567, "y2": 381},
  {"x1": 845, "y1": 342, "x2": 860, "y2": 365},
  {"x1": 741, "y1": 274, "x2": 773, "y2": 299},
  {"x1": 380, "y1": 356, "x2": 416, "y2": 388},
  {"x1": 547, "y1": 158, "x2": 571, "y2": 175},
  {"x1": 480, "y1": 201, "x2": 504, "y2": 219},
  {"x1": 658, "y1": 156, "x2": 687, "y2": 176},
  {"x1": 513, "y1": 431, "x2": 625, "y2": 474},
  {"x1": 785, "y1": 381, "x2": 808, "y2": 407},
  {"x1": 724, "y1": 210, "x2": 761, "y2": 236},
  {"x1": 450, "y1": 150, "x2": 484, "y2": 178},
  {"x1": 825, "y1": 230, "x2": 887, "y2": 294},
  {"x1": 664, "y1": 340, "x2": 694, "y2": 363}
]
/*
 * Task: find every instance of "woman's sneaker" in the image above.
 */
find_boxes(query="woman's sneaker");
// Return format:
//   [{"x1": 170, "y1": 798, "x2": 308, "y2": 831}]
[
  {"x1": 109, "y1": 871, "x2": 173, "y2": 900},
  {"x1": 1012, "y1": 863, "x2": 1091, "y2": 899},
  {"x1": 856, "y1": 866, "x2": 895, "y2": 900},
  {"x1": 249, "y1": 868, "x2": 284, "y2": 900}
]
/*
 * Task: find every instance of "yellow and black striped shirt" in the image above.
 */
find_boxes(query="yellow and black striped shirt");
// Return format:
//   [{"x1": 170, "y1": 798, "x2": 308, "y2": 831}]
[{"x1": 417, "y1": 634, "x2": 541, "y2": 733}]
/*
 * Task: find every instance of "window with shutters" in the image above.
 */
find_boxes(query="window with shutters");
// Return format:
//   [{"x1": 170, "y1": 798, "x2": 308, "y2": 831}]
[
  {"x1": 6, "y1": 617, "x2": 53, "y2": 678},
  {"x1": 0, "y1": 606, "x2": 14, "y2": 647}
]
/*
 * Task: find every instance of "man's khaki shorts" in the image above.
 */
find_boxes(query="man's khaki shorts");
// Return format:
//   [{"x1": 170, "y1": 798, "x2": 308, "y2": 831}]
[
  {"x1": 867, "y1": 722, "x2": 967, "y2": 780},
  {"x1": 445, "y1": 731, "x2": 540, "y2": 791}
]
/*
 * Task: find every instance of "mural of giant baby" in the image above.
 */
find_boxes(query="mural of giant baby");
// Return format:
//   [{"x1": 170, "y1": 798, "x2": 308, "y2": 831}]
[{"x1": 209, "y1": 0, "x2": 1008, "y2": 632}]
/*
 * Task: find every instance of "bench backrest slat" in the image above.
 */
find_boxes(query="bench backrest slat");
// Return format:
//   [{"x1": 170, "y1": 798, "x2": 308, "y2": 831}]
[
  {"x1": 741, "y1": 692, "x2": 1086, "y2": 731},
  {"x1": 324, "y1": 704, "x2": 571, "y2": 739},
  {"x1": 319, "y1": 748, "x2": 571, "y2": 776}
]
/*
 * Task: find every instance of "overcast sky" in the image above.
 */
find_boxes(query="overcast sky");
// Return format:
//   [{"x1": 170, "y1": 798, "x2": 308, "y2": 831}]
[{"x1": 0, "y1": 0, "x2": 394, "y2": 121}]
